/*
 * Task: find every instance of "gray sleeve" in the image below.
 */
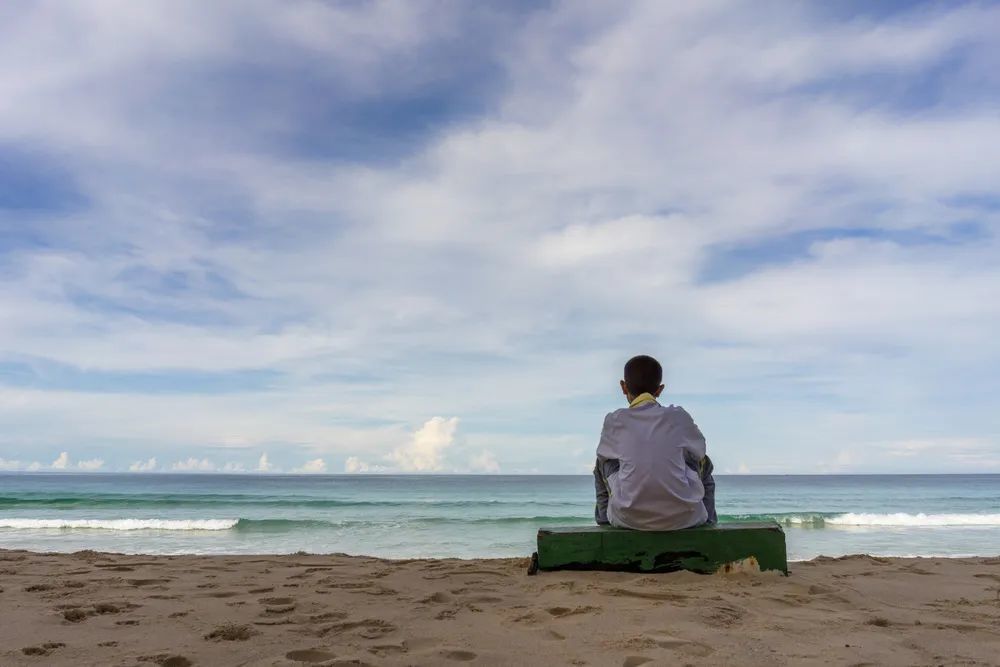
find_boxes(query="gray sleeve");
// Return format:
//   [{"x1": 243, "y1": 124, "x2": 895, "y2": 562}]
[
  {"x1": 594, "y1": 413, "x2": 619, "y2": 525},
  {"x1": 677, "y1": 408, "x2": 707, "y2": 463},
  {"x1": 594, "y1": 460, "x2": 610, "y2": 525},
  {"x1": 595, "y1": 412, "x2": 619, "y2": 460}
]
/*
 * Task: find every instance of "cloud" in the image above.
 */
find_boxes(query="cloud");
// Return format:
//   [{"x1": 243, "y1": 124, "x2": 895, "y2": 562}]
[
  {"x1": 468, "y1": 450, "x2": 500, "y2": 474},
  {"x1": 294, "y1": 458, "x2": 327, "y2": 474},
  {"x1": 77, "y1": 458, "x2": 104, "y2": 471},
  {"x1": 387, "y1": 417, "x2": 459, "y2": 472},
  {"x1": 256, "y1": 453, "x2": 273, "y2": 472},
  {"x1": 26, "y1": 462, "x2": 42, "y2": 471},
  {"x1": 0, "y1": 1, "x2": 998, "y2": 474},
  {"x1": 0, "y1": 458, "x2": 23, "y2": 471},
  {"x1": 171, "y1": 457, "x2": 216, "y2": 472},
  {"x1": 344, "y1": 456, "x2": 388, "y2": 473},
  {"x1": 879, "y1": 438, "x2": 1000, "y2": 468},
  {"x1": 50, "y1": 451, "x2": 69, "y2": 469},
  {"x1": 129, "y1": 457, "x2": 158, "y2": 472},
  {"x1": 221, "y1": 461, "x2": 246, "y2": 472},
  {"x1": 344, "y1": 456, "x2": 370, "y2": 473}
]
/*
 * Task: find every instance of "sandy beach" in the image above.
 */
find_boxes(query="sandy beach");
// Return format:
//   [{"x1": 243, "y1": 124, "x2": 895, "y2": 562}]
[{"x1": 1, "y1": 550, "x2": 997, "y2": 666}]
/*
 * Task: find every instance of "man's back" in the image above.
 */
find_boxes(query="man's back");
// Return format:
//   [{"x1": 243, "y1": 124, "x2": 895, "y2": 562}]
[{"x1": 596, "y1": 401, "x2": 709, "y2": 531}]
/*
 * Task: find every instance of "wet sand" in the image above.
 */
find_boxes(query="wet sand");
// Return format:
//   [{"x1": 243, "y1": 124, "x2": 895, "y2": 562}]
[{"x1": 1, "y1": 549, "x2": 998, "y2": 666}]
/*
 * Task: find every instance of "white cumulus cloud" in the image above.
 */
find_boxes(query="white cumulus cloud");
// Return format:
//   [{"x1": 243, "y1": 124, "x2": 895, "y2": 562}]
[
  {"x1": 50, "y1": 452, "x2": 70, "y2": 469},
  {"x1": 344, "y1": 456, "x2": 387, "y2": 473},
  {"x1": 172, "y1": 457, "x2": 216, "y2": 472},
  {"x1": 344, "y1": 456, "x2": 370, "y2": 473},
  {"x1": 294, "y1": 458, "x2": 327, "y2": 474},
  {"x1": 256, "y1": 453, "x2": 273, "y2": 472},
  {"x1": 469, "y1": 450, "x2": 500, "y2": 473},
  {"x1": 129, "y1": 457, "x2": 158, "y2": 472},
  {"x1": 387, "y1": 417, "x2": 459, "y2": 472},
  {"x1": 77, "y1": 458, "x2": 104, "y2": 471},
  {"x1": 0, "y1": 458, "x2": 23, "y2": 471}
]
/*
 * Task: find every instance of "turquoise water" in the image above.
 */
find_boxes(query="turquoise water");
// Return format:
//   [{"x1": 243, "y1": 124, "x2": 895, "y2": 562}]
[{"x1": 0, "y1": 474, "x2": 997, "y2": 560}]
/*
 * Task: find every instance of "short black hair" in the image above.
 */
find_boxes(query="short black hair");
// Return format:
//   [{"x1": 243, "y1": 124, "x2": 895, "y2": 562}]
[{"x1": 623, "y1": 355, "x2": 662, "y2": 396}]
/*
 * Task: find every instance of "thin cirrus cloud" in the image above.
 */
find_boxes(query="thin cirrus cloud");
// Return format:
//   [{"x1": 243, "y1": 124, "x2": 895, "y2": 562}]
[{"x1": 0, "y1": 1, "x2": 998, "y2": 475}]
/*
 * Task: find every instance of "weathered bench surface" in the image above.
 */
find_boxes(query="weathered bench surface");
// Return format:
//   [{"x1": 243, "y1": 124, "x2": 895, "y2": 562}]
[{"x1": 536, "y1": 521, "x2": 788, "y2": 575}]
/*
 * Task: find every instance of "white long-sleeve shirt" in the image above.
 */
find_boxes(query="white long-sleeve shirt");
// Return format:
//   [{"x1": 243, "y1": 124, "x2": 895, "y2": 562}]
[{"x1": 596, "y1": 399, "x2": 708, "y2": 530}]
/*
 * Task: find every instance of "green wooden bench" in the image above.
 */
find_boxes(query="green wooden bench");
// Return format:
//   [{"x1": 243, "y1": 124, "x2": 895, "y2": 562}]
[{"x1": 532, "y1": 521, "x2": 788, "y2": 575}]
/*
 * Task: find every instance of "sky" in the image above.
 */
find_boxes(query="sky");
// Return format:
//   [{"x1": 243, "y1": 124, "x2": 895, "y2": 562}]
[{"x1": 1, "y1": 0, "x2": 999, "y2": 475}]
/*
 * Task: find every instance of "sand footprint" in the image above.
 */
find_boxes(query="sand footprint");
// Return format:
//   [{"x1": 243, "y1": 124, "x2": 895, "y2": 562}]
[
  {"x1": 204, "y1": 623, "x2": 258, "y2": 641},
  {"x1": 316, "y1": 618, "x2": 397, "y2": 639},
  {"x1": 285, "y1": 648, "x2": 337, "y2": 663},
  {"x1": 603, "y1": 588, "x2": 689, "y2": 602},
  {"x1": 546, "y1": 606, "x2": 599, "y2": 618},
  {"x1": 21, "y1": 642, "x2": 65, "y2": 657},
  {"x1": 370, "y1": 642, "x2": 407, "y2": 656},
  {"x1": 623, "y1": 657, "x2": 653, "y2": 667},
  {"x1": 402, "y1": 637, "x2": 439, "y2": 651},
  {"x1": 25, "y1": 583, "x2": 55, "y2": 592},
  {"x1": 464, "y1": 595, "x2": 503, "y2": 604},
  {"x1": 441, "y1": 649, "x2": 477, "y2": 661},
  {"x1": 648, "y1": 634, "x2": 713, "y2": 657},
  {"x1": 143, "y1": 655, "x2": 193, "y2": 667},
  {"x1": 308, "y1": 611, "x2": 348, "y2": 623},
  {"x1": 63, "y1": 608, "x2": 91, "y2": 623},
  {"x1": 703, "y1": 602, "x2": 745, "y2": 627},
  {"x1": 127, "y1": 578, "x2": 171, "y2": 587},
  {"x1": 258, "y1": 596, "x2": 297, "y2": 615}
]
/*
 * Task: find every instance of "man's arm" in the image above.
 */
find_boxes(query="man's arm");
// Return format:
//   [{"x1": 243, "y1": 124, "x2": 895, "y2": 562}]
[
  {"x1": 676, "y1": 407, "x2": 707, "y2": 463},
  {"x1": 594, "y1": 459, "x2": 610, "y2": 525},
  {"x1": 594, "y1": 412, "x2": 619, "y2": 525},
  {"x1": 700, "y1": 455, "x2": 717, "y2": 524},
  {"x1": 595, "y1": 411, "x2": 620, "y2": 459},
  {"x1": 676, "y1": 407, "x2": 716, "y2": 524}
]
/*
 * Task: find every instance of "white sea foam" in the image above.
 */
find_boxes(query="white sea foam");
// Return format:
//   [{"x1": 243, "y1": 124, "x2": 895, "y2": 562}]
[
  {"x1": 789, "y1": 554, "x2": 986, "y2": 562},
  {"x1": 0, "y1": 518, "x2": 238, "y2": 531},
  {"x1": 824, "y1": 513, "x2": 1000, "y2": 527}
]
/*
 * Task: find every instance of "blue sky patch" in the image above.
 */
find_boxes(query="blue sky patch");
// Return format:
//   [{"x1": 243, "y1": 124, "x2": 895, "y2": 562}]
[
  {"x1": 0, "y1": 145, "x2": 87, "y2": 213},
  {"x1": 0, "y1": 358, "x2": 282, "y2": 395},
  {"x1": 698, "y1": 221, "x2": 990, "y2": 284}
]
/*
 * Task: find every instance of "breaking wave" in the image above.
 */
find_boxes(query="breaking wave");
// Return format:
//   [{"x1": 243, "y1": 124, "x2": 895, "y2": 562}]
[
  {"x1": 2, "y1": 513, "x2": 998, "y2": 533},
  {"x1": 824, "y1": 512, "x2": 1000, "y2": 527},
  {"x1": 0, "y1": 518, "x2": 238, "y2": 531},
  {"x1": 725, "y1": 512, "x2": 1000, "y2": 527}
]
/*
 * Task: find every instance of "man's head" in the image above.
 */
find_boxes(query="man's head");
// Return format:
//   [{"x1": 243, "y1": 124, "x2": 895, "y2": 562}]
[{"x1": 621, "y1": 355, "x2": 664, "y2": 401}]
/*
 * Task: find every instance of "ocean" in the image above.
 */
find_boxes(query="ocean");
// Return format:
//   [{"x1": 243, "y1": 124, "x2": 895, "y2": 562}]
[{"x1": 0, "y1": 473, "x2": 997, "y2": 561}]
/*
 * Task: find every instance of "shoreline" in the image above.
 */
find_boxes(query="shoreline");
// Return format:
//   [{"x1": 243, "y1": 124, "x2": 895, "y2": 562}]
[
  {"x1": 1, "y1": 547, "x2": 998, "y2": 561},
  {"x1": 2, "y1": 550, "x2": 998, "y2": 666}
]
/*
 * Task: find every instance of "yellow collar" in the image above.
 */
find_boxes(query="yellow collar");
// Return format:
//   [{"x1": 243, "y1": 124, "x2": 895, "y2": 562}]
[{"x1": 629, "y1": 392, "x2": 658, "y2": 408}]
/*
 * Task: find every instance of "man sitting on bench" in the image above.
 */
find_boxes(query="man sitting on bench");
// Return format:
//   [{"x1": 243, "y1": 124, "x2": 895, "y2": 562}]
[{"x1": 594, "y1": 355, "x2": 717, "y2": 530}]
